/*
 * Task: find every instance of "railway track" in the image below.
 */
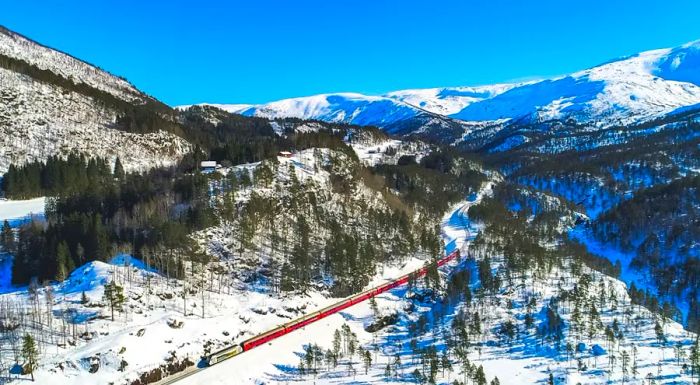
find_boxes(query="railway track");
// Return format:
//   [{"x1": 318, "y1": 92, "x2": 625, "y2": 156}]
[{"x1": 157, "y1": 249, "x2": 461, "y2": 384}]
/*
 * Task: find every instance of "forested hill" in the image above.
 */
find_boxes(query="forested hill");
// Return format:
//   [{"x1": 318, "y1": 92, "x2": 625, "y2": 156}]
[
  {"x1": 471, "y1": 96, "x2": 700, "y2": 332},
  {"x1": 592, "y1": 176, "x2": 700, "y2": 330},
  {"x1": 1, "y1": 106, "x2": 486, "y2": 295}
]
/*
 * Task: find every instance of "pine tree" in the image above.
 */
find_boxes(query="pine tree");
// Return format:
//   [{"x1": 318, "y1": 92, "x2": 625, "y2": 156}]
[
  {"x1": 76, "y1": 243, "x2": 85, "y2": 265},
  {"x1": 333, "y1": 329, "x2": 342, "y2": 358},
  {"x1": 55, "y1": 241, "x2": 72, "y2": 281},
  {"x1": 363, "y1": 350, "x2": 372, "y2": 374},
  {"x1": 369, "y1": 296, "x2": 379, "y2": 317},
  {"x1": 654, "y1": 321, "x2": 666, "y2": 346},
  {"x1": 412, "y1": 368, "x2": 423, "y2": 384},
  {"x1": 621, "y1": 350, "x2": 630, "y2": 384},
  {"x1": 441, "y1": 350, "x2": 452, "y2": 379},
  {"x1": 588, "y1": 304, "x2": 601, "y2": 341},
  {"x1": 21, "y1": 333, "x2": 38, "y2": 381},
  {"x1": 689, "y1": 337, "x2": 700, "y2": 380},
  {"x1": 103, "y1": 280, "x2": 125, "y2": 321},
  {"x1": 113, "y1": 157, "x2": 125, "y2": 179},
  {"x1": 475, "y1": 365, "x2": 487, "y2": 385},
  {"x1": 0, "y1": 220, "x2": 15, "y2": 254}
]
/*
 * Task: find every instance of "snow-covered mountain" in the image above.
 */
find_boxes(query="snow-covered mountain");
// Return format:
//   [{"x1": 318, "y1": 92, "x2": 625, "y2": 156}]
[
  {"x1": 0, "y1": 26, "x2": 190, "y2": 173},
  {"x1": 451, "y1": 40, "x2": 700, "y2": 126},
  {"x1": 201, "y1": 39, "x2": 700, "y2": 139},
  {"x1": 385, "y1": 83, "x2": 523, "y2": 116},
  {"x1": 187, "y1": 92, "x2": 479, "y2": 138},
  {"x1": 237, "y1": 93, "x2": 424, "y2": 128}
]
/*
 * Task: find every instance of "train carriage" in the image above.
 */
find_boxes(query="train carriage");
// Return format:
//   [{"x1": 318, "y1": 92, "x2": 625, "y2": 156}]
[
  {"x1": 241, "y1": 325, "x2": 287, "y2": 350},
  {"x1": 206, "y1": 249, "x2": 460, "y2": 366}
]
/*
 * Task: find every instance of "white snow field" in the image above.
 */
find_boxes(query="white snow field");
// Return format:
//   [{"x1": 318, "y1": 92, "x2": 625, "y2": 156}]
[{"x1": 0, "y1": 197, "x2": 45, "y2": 223}]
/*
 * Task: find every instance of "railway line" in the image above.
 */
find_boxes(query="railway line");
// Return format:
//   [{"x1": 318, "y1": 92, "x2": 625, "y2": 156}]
[
  {"x1": 158, "y1": 248, "x2": 461, "y2": 384},
  {"x1": 208, "y1": 248, "x2": 461, "y2": 363}
]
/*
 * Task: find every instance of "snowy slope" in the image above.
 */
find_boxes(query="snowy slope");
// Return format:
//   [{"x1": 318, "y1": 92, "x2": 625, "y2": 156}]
[
  {"x1": 236, "y1": 93, "x2": 424, "y2": 128},
  {"x1": 397, "y1": 41, "x2": 700, "y2": 127},
  {"x1": 452, "y1": 41, "x2": 700, "y2": 126},
  {"x1": 181, "y1": 181, "x2": 697, "y2": 385},
  {"x1": 0, "y1": 26, "x2": 191, "y2": 173},
  {"x1": 0, "y1": 147, "x2": 442, "y2": 385},
  {"x1": 190, "y1": 92, "x2": 496, "y2": 136},
  {"x1": 0, "y1": 197, "x2": 44, "y2": 223},
  {"x1": 385, "y1": 83, "x2": 522, "y2": 116},
  {"x1": 0, "y1": 26, "x2": 144, "y2": 103},
  {"x1": 0, "y1": 66, "x2": 190, "y2": 173},
  {"x1": 175, "y1": 103, "x2": 253, "y2": 115}
]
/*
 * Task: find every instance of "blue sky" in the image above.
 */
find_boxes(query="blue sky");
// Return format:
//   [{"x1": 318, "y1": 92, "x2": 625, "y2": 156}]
[{"x1": 2, "y1": 1, "x2": 699, "y2": 106}]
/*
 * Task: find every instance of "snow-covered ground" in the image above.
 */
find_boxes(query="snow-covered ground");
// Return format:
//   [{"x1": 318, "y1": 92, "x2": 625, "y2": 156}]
[
  {"x1": 0, "y1": 155, "x2": 694, "y2": 385},
  {"x1": 441, "y1": 181, "x2": 494, "y2": 255},
  {"x1": 0, "y1": 64, "x2": 191, "y2": 174},
  {"x1": 174, "y1": 181, "x2": 494, "y2": 385},
  {"x1": 350, "y1": 139, "x2": 402, "y2": 167},
  {"x1": 180, "y1": 179, "x2": 696, "y2": 385},
  {"x1": 0, "y1": 197, "x2": 45, "y2": 224},
  {"x1": 0, "y1": 147, "x2": 439, "y2": 384},
  {"x1": 0, "y1": 244, "x2": 434, "y2": 385}
]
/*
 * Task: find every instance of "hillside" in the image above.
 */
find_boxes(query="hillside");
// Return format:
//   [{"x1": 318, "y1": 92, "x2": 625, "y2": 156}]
[
  {"x1": 0, "y1": 115, "x2": 489, "y2": 383},
  {"x1": 0, "y1": 26, "x2": 190, "y2": 173},
  {"x1": 178, "y1": 181, "x2": 699, "y2": 385}
]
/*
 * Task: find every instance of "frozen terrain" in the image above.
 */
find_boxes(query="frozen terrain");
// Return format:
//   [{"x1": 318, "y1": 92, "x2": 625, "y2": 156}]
[
  {"x1": 0, "y1": 147, "x2": 440, "y2": 384},
  {"x1": 0, "y1": 197, "x2": 45, "y2": 224},
  {"x1": 179, "y1": 180, "x2": 696, "y2": 385}
]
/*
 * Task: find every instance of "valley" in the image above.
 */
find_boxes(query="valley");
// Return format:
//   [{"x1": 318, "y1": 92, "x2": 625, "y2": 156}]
[{"x1": 0, "y1": 14, "x2": 698, "y2": 385}]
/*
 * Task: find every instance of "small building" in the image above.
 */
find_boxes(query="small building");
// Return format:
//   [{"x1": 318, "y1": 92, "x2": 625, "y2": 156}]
[
  {"x1": 200, "y1": 161, "x2": 217, "y2": 173},
  {"x1": 278, "y1": 151, "x2": 293, "y2": 158}
]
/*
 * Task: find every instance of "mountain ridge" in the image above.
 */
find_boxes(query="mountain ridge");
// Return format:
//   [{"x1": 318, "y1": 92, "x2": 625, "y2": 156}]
[
  {"x1": 192, "y1": 38, "x2": 700, "y2": 141},
  {"x1": 0, "y1": 25, "x2": 190, "y2": 173}
]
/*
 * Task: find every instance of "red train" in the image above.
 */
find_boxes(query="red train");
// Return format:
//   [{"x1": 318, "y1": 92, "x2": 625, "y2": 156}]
[{"x1": 207, "y1": 249, "x2": 460, "y2": 365}]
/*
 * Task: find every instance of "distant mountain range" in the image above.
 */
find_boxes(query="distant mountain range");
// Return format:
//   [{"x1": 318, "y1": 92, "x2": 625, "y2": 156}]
[{"x1": 190, "y1": 39, "x2": 700, "y2": 142}]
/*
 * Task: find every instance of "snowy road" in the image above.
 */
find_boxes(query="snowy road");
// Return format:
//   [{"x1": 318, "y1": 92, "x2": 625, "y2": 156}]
[{"x1": 441, "y1": 180, "x2": 493, "y2": 255}]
